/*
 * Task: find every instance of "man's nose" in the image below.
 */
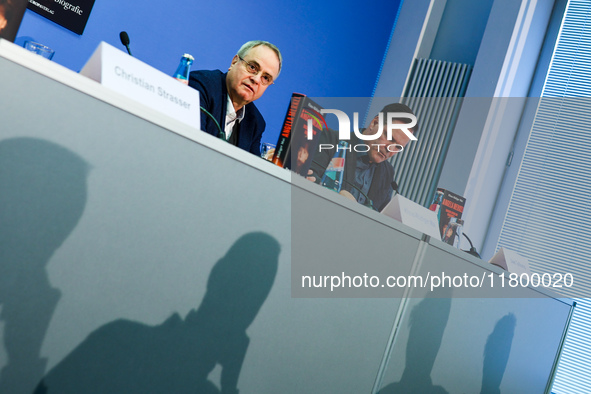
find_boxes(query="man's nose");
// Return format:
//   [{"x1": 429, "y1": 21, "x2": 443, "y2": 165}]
[{"x1": 250, "y1": 72, "x2": 262, "y2": 85}]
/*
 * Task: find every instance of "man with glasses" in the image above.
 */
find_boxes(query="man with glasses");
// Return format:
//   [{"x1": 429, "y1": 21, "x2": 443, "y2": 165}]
[
  {"x1": 189, "y1": 41, "x2": 282, "y2": 156},
  {"x1": 308, "y1": 103, "x2": 417, "y2": 211}
]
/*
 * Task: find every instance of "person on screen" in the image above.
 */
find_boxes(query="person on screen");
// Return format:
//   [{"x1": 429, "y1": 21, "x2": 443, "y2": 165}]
[
  {"x1": 188, "y1": 41, "x2": 282, "y2": 156},
  {"x1": 0, "y1": 0, "x2": 14, "y2": 34},
  {"x1": 307, "y1": 103, "x2": 417, "y2": 211}
]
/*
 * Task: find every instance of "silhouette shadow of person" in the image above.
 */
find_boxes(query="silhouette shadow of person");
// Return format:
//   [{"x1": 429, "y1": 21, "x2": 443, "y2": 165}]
[
  {"x1": 480, "y1": 313, "x2": 517, "y2": 394},
  {"x1": 379, "y1": 288, "x2": 452, "y2": 394},
  {"x1": 0, "y1": 138, "x2": 89, "y2": 394},
  {"x1": 34, "y1": 232, "x2": 280, "y2": 394}
]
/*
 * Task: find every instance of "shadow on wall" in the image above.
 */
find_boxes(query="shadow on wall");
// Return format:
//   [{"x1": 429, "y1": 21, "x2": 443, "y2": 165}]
[
  {"x1": 480, "y1": 313, "x2": 517, "y2": 394},
  {"x1": 379, "y1": 288, "x2": 452, "y2": 394},
  {"x1": 34, "y1": 232, "x2": 280, "y2": 394},
  {"x1": 379, "y1": 292, "x2": 517, "y2": 394},
  {"x1": 0, "y1": 137, "x2": 89, "y2": 394}
]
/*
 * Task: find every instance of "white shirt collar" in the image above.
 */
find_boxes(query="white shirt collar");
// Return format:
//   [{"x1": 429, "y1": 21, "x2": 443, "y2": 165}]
[
  {"x1": 226, "y1": 95, "x2": 245, "y2": 125},
  {"x1": 224, "y1": 95, "x2": 246, "y2": 140}
]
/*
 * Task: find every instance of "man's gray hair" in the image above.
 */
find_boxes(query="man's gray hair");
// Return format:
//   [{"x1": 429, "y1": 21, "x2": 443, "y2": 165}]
[{"x1": 237, "y1": 40, "x2": 282, "y2": 76}]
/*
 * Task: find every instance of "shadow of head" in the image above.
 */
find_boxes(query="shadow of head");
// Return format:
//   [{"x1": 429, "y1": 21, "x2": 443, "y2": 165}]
[
  {"x1": 404, "y1": 287, "x2": 452, "y2": 374},
  {"x1": 193, "y1": 232, "x2": 281, "y2": 331},
  {"x1": 0, "y1": 138, "x2": 89, "y2": 257},
  {"x1": 481, "y1": 313, "x2": 517, "y2": 392}
]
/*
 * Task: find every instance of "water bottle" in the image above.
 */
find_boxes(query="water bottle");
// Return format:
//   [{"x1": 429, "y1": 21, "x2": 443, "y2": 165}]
[
  {"x1": 173, "y1": 54, "x2": 194, "y2": 84},
  {"x1": 321, "y1": 141, "x2": 348, "y2": 192}
]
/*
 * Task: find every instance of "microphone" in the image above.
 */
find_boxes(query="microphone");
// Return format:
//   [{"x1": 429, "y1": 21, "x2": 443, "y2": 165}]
[
  {"x1": 462, "y1": 233, "x2": 481, "y2": 259},
  {"x1": 119, "y1": 31, "x2": 132, "y2": 56},
  {"x1": 307, "y1": 164, "x2": 375, "y2": 209},
  {"x1": 342, "y1": 180, "x2": 374, "y2": 210},
  {"x1": 391, "y1": 181, "x2": 399, "y2": 195},
  {"x1": 199, "y1": 106, "x2": 225, "y2": 140}
]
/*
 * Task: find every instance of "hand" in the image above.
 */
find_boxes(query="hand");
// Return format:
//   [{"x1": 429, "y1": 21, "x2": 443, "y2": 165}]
[
  {"x1": 306, "y1": 169, "x2": 317, "y2": 182},
  {"x1": 339, "y1": 189, "x2": 357, "y2": 202},
  {"x1": 262, "y1": 148, "x2": 275, "y2": 161}
]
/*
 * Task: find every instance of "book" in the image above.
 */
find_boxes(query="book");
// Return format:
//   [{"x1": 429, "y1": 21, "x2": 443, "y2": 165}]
[
  {"x1": 272, "y1": 93, "x2": 325, "y2": 176},
  {"x1": 432, "y1": 188, "x2": 466, "y2": 246},
  {"x1": 0, "y1": 0, "x2": 28, "y2": 42}
]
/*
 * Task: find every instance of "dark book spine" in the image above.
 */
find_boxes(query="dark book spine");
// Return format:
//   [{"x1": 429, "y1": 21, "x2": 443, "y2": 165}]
[{"x1": 272, "y1": 94, "x2": 305, "y2": 167}]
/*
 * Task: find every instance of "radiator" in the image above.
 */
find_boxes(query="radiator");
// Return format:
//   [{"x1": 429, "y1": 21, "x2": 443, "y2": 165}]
[{"x1": 391, "y1": 58, "x2": 472, "y2": 206}]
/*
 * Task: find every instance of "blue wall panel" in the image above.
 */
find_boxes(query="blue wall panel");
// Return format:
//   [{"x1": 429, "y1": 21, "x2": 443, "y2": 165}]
[{"x1": 16, "y1": 0, "x2": 402, "y2": 146}]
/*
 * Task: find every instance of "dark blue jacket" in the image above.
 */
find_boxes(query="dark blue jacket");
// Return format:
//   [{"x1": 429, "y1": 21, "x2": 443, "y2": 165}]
[{"x1": 188, "y1": 70, "x2": 265, "y2": 156}]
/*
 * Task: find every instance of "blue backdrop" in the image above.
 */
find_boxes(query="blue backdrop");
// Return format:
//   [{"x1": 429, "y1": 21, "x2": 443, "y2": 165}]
[{"x1": 16, "y1": 0, "x2": 403, "y2": 145}]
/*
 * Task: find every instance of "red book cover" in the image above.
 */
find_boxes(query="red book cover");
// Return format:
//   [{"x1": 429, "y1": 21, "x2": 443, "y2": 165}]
[
  {"x1": 435, "y1": 188, "x2": 466, "y2": 245},
  {"x1": 272, "y1": 93, "x2": 304, "y2": 168},
  {"x1": 272, "y1": 93, "x2": 325, "y2": 176}
]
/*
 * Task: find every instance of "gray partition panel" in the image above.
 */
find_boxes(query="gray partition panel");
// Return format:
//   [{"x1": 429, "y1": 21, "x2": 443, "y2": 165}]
[
  {"x1": 290, "y1": 178, "x2": 423, "y2": 298},
  {"x1": 379, "y1": 240, "x2": 573, "y2": 394},
  {"x1": 0, "y1": 42, "x2": 574, "y2": 394},
  {"x1": 0, "y1": 46, "x2": 404, "y2": 394}
]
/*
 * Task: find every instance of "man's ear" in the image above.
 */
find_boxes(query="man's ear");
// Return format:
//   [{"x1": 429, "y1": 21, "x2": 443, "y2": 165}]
[
  {"x1": 229, "y1": 55, "x2": 239, "y2": 71},
  {"x1": 369, "y1": 115, "x2": 381, "y2": 130}
]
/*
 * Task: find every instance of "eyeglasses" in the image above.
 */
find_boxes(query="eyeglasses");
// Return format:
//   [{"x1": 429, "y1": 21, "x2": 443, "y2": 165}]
[{"x1": 238, "y1": 56, "x2": 275, "y2": 86}]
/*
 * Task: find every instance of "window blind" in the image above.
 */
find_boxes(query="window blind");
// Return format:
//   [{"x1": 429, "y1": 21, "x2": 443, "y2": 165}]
[{"x1": 495, "y1": 1, "x2": 591, "y2": 392}]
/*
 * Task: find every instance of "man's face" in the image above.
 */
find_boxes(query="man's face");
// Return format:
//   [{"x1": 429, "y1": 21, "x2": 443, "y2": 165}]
[
  {"x1": 226, "y1": 45, "x2": 280, "y2": 110},
  {"x1": 364, "y1": 117, "x2": 413, "y2": 164}
]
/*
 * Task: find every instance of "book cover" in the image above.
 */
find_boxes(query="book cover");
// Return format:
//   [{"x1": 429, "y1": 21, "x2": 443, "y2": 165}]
[
  {"x1": 434, "y1": 188, "x2": 466, "y2": 245},
  {"x1": 0, "y1": 0, "x2": 28, "y2": 42},
  {"x1": 272, "y1": 93, "x2": 326, "y2": 176},
  {"x1": 27, "y1": 0, "x2": 96, "y2": 35}
]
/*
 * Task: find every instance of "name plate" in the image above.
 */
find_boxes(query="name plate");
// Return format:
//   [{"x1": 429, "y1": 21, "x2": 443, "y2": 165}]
[
  {"x1": 489, "y1": 247, "x2": 532, "y2": 275},
  {"x1": 381, "y1": 194, "x2": 442, "y2": 239},
  {"x1": 80, "y1": 42, "x2": 200, "y2": 130}
]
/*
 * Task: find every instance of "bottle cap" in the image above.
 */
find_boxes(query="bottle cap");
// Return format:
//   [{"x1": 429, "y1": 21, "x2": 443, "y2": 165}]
[{"x1": 183, "y1": 54, "x2": 194, "y2": 61}]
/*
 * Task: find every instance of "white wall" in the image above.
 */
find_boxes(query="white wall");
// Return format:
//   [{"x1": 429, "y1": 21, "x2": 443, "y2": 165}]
[{"x1": 374, "y1": 0, "x2": 556, "y2": 256}]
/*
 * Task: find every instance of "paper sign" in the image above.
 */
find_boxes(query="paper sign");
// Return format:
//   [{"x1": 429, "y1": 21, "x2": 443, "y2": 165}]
[
  {"x1": 381, "y1": 194, "x2": 442, "y2": 239},
  {"x1": 489, "y1": 247, "x2": 532, "y2": 275},
  {"x1": 80, "y1": 42, "x2": 200, "y2": 130}
]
